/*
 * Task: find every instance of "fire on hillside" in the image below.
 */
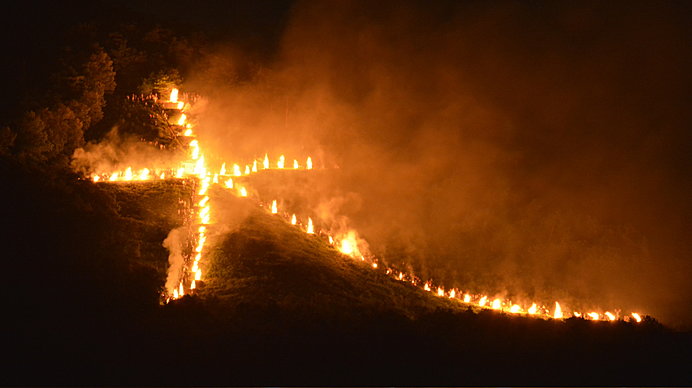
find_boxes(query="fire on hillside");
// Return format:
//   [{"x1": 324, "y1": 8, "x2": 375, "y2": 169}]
[{"x1": 87, "y1": 87, "x2": 645, "y2": 324}]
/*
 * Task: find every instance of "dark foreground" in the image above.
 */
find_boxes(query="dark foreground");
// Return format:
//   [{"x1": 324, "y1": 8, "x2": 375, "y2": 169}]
[{"x1": 2, "y1": 163, "x2": 690, "y2": 386}]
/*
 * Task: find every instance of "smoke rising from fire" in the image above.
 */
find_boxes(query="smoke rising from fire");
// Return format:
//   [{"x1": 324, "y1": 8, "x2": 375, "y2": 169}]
[
  {"x1": 71, "y1": 128, "x2": 184, "y2": 176},
  {"x1": 186, "y1": 1, "x2": 691, "y2": 326},
  {"x1": 163, "y1": 226, "x2": 186, "y2": 294}
]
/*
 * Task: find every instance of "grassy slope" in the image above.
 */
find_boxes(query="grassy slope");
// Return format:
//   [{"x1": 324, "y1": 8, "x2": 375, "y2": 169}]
[
  {"x1": 4, "y1": 171, "x2": 688, "y2": 385},
  {"x1": 98, "y1": 179, "x2": 195, "y2": 280},
  {"x1": 202, "y1": 191, "x2": 466, "y2": 318},
  {"x1": 151, "y1": 189, "x2": 690, "y2": 386}
]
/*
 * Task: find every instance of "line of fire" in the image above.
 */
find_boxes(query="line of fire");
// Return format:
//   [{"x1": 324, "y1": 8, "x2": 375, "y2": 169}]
[{"x1": 90, "y1": 87, "x2": 645, "y2": 325}]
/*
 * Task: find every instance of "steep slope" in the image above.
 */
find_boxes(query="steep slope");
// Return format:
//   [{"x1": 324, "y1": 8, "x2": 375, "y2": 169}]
[{"x1": 146, "y1": 189, "x2": 690, "y2": 386}]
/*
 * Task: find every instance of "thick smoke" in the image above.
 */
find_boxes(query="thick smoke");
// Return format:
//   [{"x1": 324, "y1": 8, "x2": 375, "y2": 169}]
[
  {"x1": 186, "y1": 1, "x2": 691, "y2": 327},
  {"x1": 71, "y1": 127, "x2": 184, "y2": 176},
  {"x1": 163, "y1": 226, "x2": 187, "y2": 294}
]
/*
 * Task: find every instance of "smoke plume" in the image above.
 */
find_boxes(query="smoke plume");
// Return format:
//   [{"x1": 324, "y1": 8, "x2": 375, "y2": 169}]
[
  {"x1": 185, "y1": 1, "x2": 691, "y2": 327},
  {"x1": 71, "y1": 127, "x2": 184, "y2": 176},
  {"x1": 163, "y1": 226, "x2": 187, "y2": 294}
]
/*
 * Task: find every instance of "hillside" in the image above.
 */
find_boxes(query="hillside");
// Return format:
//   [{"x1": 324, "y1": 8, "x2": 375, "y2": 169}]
[{"x1": 2, "y1": 171, "x2": 690, "y2": 386}]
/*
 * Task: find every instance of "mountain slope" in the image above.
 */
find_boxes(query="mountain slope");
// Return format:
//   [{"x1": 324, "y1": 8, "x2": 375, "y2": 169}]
[{"x1": 149, "y1": 189, "x2": 690, "y2": 386}]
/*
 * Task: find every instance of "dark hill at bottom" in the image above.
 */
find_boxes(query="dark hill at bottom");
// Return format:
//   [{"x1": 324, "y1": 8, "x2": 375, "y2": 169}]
[
  {"x1": 144, "y1": 191, "x2": 691, "y2": 386},
  {"x1": 2, "y1": 171, "x2": 689, "y2": 386}
]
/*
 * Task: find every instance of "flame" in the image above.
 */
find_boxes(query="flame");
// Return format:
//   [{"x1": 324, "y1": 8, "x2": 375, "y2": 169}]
[
  {"x1": 194, "y1": 155, "x2": 206, "y2": 177},
  {"x1": 123, "y1": 167, "x2": 133, "y2": 181},
  {"x1": 95, "y1": 86, "x2": 649, "y2": 320},
  {"x1": 478, "y1": 296, "x2": 488, "y2": 307},
  {"x1": 194, "y1": 270, "x2": 201, "y2": 281},
  {"x1": 198, "y1": 177, "x2": 210, "y2": 196},
  {"x1": 338, "y1": 231, "x2": 361, "y2": 257},
  {"x1": 199, "y1": 205, "x2": 210, "y2": 224},
  {"x1": 189, "y1": 140, "x2": 200, "y2": 160},
  {"x1": 528, "y1": 303, "x2": 538, "y2": 315}
]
